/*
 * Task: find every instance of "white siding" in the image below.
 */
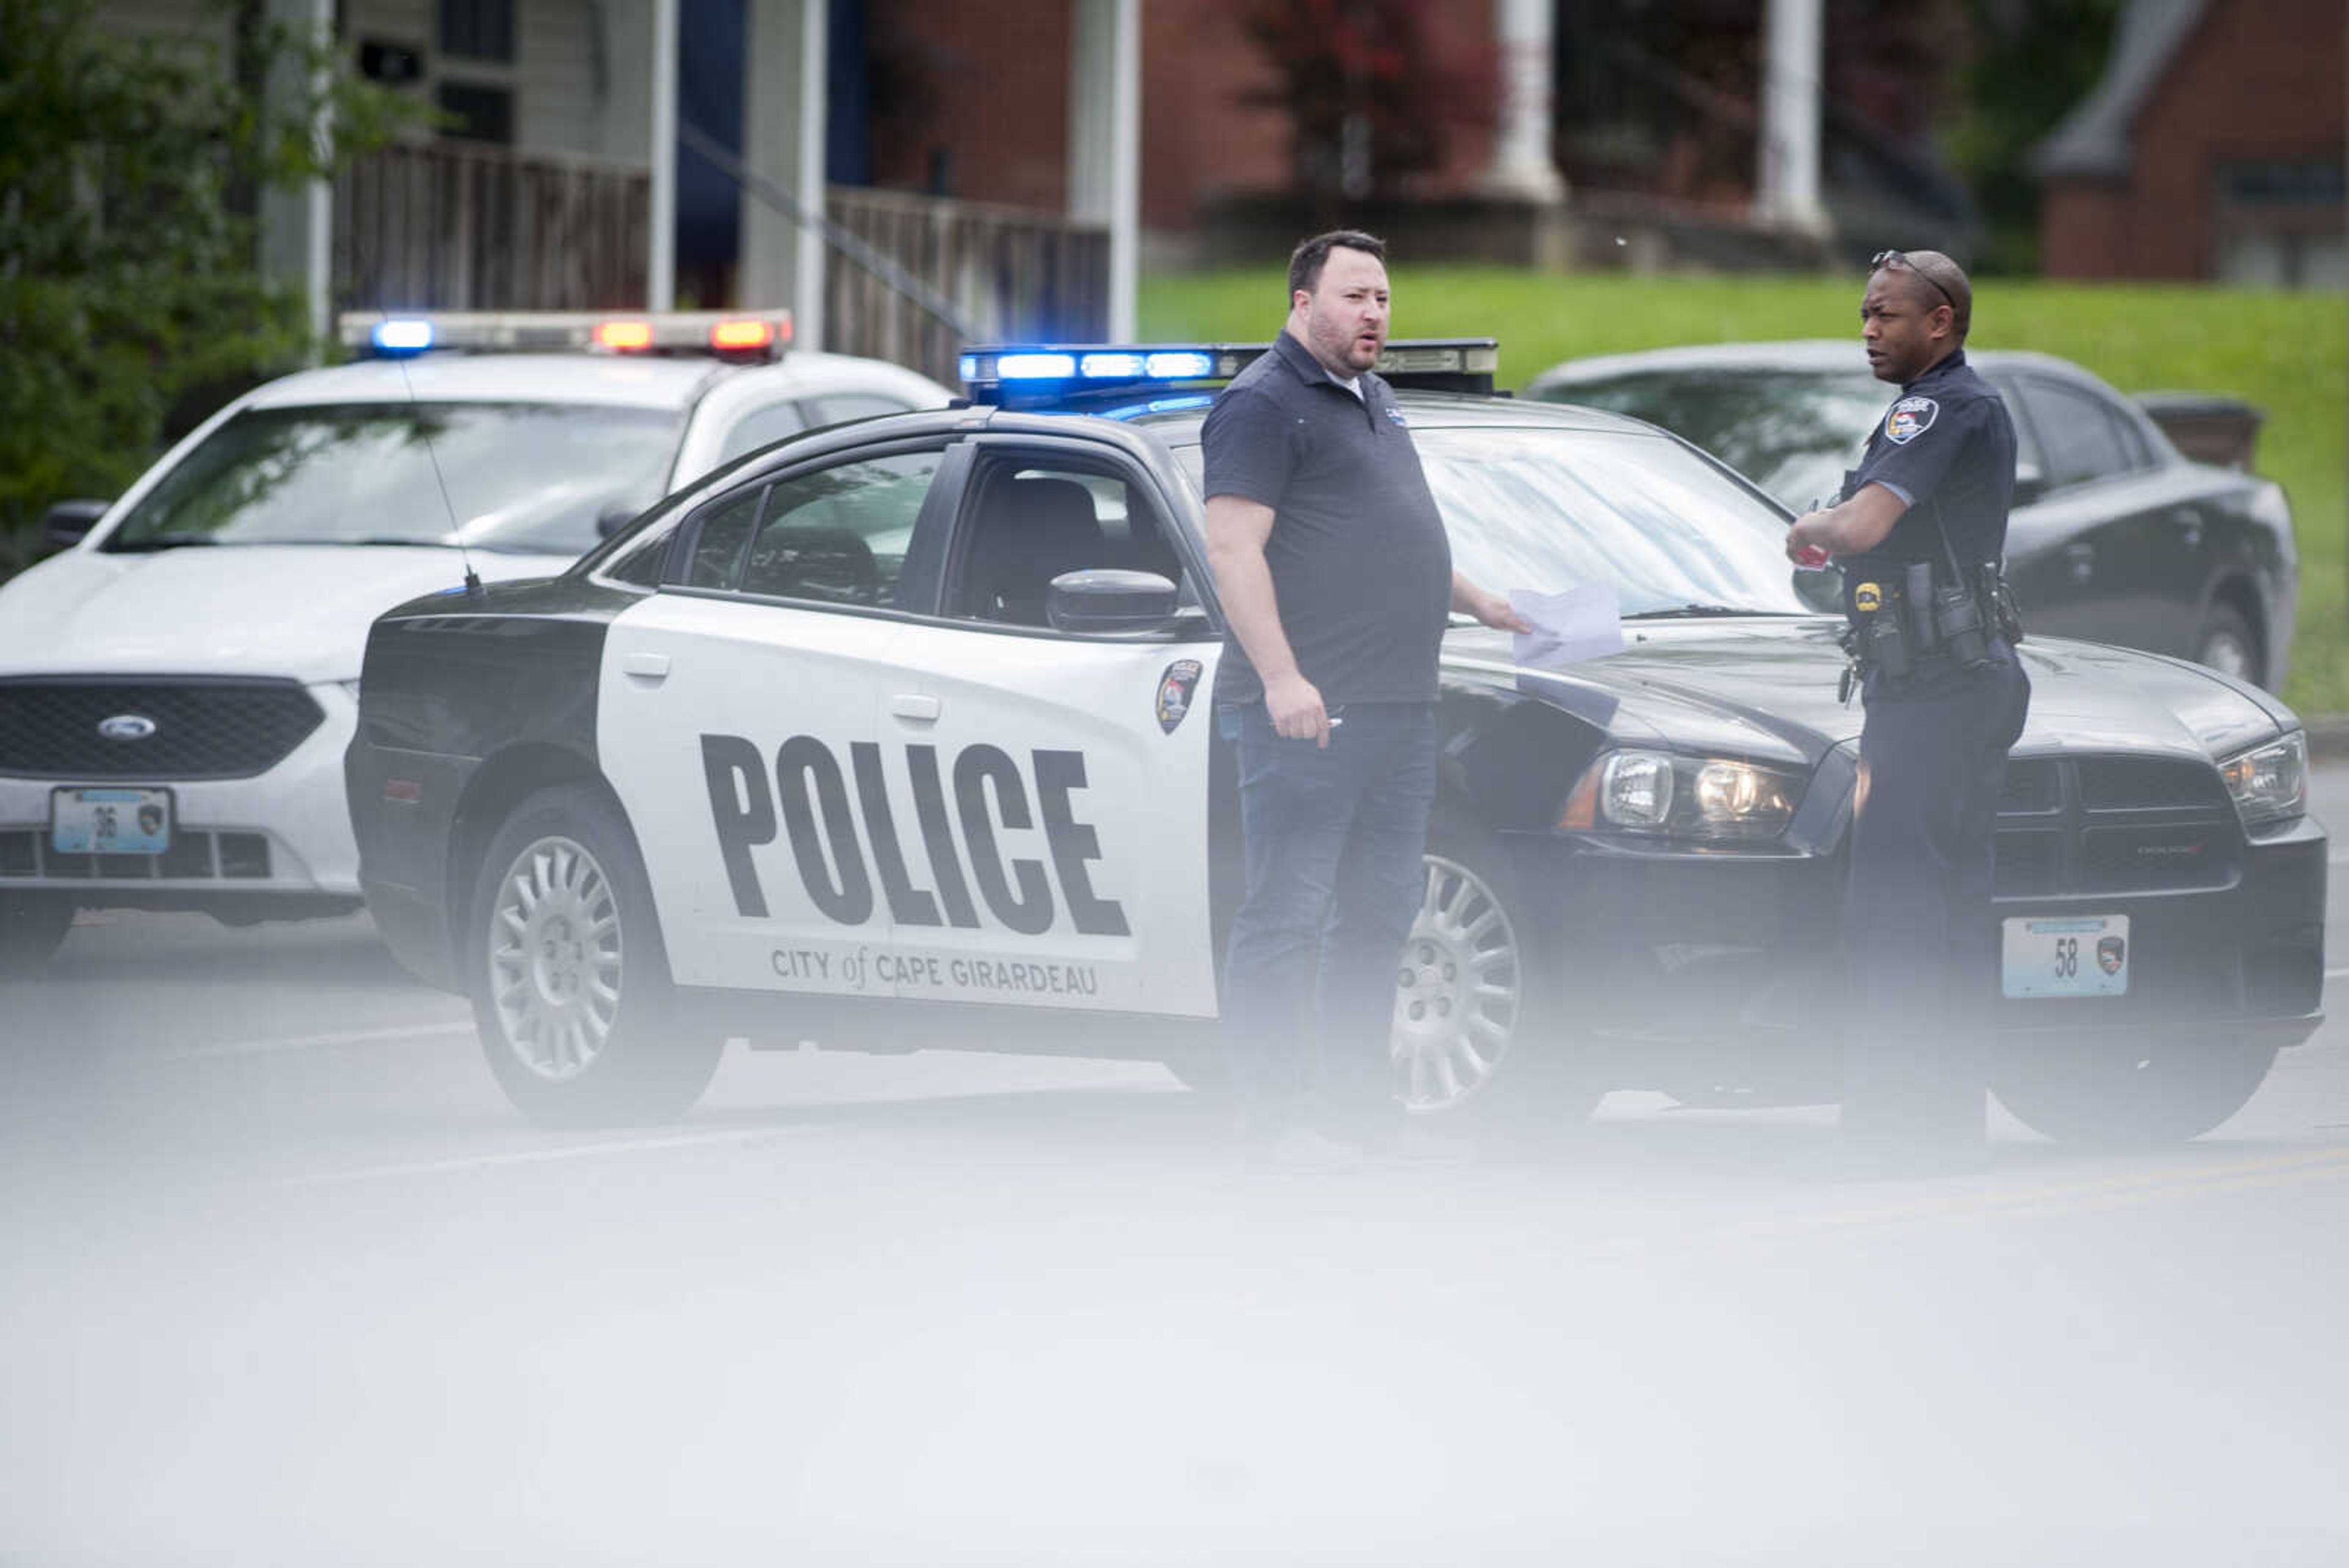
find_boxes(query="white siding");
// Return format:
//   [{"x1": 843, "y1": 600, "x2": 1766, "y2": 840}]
[{"x1": 347, "y1": 0, "x2": 652, "y2": 168}]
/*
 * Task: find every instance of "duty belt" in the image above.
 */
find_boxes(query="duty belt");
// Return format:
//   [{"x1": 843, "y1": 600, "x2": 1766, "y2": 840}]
[{"x1": 1838, "y1": 561, "x2": 2023, "y2": 700}]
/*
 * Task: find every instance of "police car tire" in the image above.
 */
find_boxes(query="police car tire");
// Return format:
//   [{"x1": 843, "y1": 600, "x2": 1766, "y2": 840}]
[
  {"x1": 466, "y1": 784, "x2": 722, "y2": 1127},
  {"x1": 1402, "y1": 816, "x2": 1603, "y2": 1129},
  {"x1": 1990, "y1": 1035, "x2": 2279, "y2": 1146},
  {"x1": 0, "y1": 895, "x2": 72, "y2": 977}
]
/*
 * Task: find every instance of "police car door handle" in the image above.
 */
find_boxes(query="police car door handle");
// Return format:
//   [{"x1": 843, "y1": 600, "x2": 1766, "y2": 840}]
[
  {"x1": 2063, "y1": 542, "x2": 2095, "y2": 582},
  {"x1": 620, "y1": 652, "x2": 671, "y2": 682},
  {"x1": 889, "y1": 693, "x2": 941, "y2": 723}
]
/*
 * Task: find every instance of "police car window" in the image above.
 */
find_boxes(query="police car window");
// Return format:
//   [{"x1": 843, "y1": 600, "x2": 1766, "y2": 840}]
[
  {"x1": 2021, "y1": 379, "x2": 2135, "y2": 489},
  {"x1": 952, "y1": 461, "x2": 1193, "y2": 627},
  {"x1": 737, "y1": 450, "x2": 941, "y2": 606},
  {"x1": 716, "y1": 400, "x2": 811, "y2": 464},
  {"x1": 683, "y1": 485, "x2": 766, "y2": 590},
  {"x1": 604, "y1": 521, "x2": 675, "y2": 588}
]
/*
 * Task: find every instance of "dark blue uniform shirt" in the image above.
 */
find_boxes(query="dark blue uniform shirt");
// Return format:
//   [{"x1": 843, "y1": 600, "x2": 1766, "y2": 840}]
[
  {"x1": 1201, "y1": 332, "x2": 1453, "y2": 708},
  {"x1": 1837, "y1": 349, "x2": 2017, "y2": 614}
]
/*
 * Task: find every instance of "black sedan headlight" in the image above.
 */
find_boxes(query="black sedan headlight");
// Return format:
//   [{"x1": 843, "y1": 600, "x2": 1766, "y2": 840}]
[
  {"x1": 2219, "y1": 730, "x2": 2307, "y2": 830},
  {"x1": 1560, "y1": 749, "x2": 1804, "y2": 844}
]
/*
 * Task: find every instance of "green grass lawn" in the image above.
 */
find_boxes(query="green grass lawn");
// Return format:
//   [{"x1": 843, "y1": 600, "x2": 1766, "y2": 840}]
[{"x1": 1141, "y1": 268, "x2": 2349, "y2": 716}]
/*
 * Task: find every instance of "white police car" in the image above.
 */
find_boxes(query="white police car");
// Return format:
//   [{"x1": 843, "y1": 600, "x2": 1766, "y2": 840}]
[
  {"x1": 346, "y1": 341, "x2": 2323, "y2": 1142},
  {"x1": 0, "y1": 311, "x2": 950, "y2": 972}
]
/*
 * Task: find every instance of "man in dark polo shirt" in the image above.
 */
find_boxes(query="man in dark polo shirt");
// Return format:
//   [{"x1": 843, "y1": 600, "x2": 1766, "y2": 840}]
[{"x1": 1203, "y1": 229, "x2": 1525, "y2": 1169}]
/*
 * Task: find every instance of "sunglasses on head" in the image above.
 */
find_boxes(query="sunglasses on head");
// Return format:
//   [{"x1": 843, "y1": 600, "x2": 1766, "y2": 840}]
[{"x1": 1870, "y1": 249, "x2": 1958, "y2": 313}]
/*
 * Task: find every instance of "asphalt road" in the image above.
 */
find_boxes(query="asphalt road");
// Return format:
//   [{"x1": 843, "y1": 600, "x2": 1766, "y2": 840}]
[{"x1": 6, "y1": 766, "x2": 2349, "y2": 1566}]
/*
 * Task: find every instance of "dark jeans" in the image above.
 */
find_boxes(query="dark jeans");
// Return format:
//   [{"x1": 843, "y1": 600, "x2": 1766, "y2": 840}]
[
  {"x1": 1844, "y1": 647, "x2": 2032, "y2": 1149},
  {"x1": 1219, "y1": 700, "x2": 1438, "y2": 1140}
]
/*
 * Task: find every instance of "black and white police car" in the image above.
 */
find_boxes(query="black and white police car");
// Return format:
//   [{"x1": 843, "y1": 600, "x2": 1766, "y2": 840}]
[
  {"x1": 0, "y1": 311, "x2": 948, "y2": 972},
  {"x1": 344, "y1": 341, "x2": 2325, "y2": 1143}
]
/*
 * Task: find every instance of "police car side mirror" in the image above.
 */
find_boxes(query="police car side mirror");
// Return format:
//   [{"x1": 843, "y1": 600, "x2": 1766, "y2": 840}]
[
  {"x1": 1046, "y1": 569, "x2": 1182, "y2": 634},
  {"x1": 595, "y1": 502, "x2": 640, "y2": 539},
  {"x1": 40, "y1": 499, "x2": 111, "y2": 551},
  {"x1": 2013, "y1": 464, "x2": 2049, "y2": 507}
]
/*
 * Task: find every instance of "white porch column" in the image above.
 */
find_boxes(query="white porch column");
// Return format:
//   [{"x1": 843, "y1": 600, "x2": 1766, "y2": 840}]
[
  {"x1": 1068, "y1": 0, "x2": 1140, "y2": 341},
  {"x1": 1757, "y1": 0, "x2": 1827, "y2": 232},
  {"x1": 1485, "y1": 0, "x2": 1564, "y2": 201},
  {"x1": 259, "y1": 0, "x2": 335, "y2": 344},
  {"x1": 648, "y1": 0, "x2": 678, "y2": 309},
  {"x1": 740, "y1": 0, "x2": 828, "y2": 348}
]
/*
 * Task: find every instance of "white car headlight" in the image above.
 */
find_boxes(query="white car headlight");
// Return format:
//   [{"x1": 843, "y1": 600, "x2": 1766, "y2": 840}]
[
  {"x1": 1564, "y1": 750, "x2": 1802, "y2": 844},
  {"x1": 2219, "y1": 730, "x2": 2306, "y2": 829}
]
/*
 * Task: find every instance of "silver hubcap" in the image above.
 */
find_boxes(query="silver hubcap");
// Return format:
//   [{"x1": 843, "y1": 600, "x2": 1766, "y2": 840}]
[
  {"x1": 2200, "y1": 630, "x2": 2254, "y2": 681},
  {"x1": 1392, "y1": 854, "x2": 1523, "y2": 1112},
  {"x1": 488, "y1": 835, "x2": 623, "y2": 1082}
]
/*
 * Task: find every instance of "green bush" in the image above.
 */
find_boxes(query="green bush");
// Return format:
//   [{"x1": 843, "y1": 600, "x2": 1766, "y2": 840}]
[{"x1": 0, "y1": 0, "x2": 415, "y2": 574}]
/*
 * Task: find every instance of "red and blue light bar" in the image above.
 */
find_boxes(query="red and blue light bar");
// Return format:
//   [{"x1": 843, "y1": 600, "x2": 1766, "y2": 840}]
[{"x1": 342, "y1": 310, "x2": 794, "y2": 363}]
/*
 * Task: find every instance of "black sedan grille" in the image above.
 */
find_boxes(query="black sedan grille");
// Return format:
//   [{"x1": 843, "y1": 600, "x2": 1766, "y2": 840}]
[
  {"x1": 1995, "y1": 754, "x2": 2238, "y2": 897},
  {"x1": 0, "y1": 679, "x2": 324, "y2": 781}
]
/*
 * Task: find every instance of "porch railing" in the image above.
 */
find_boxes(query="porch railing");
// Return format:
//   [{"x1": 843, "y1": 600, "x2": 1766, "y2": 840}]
[
  {"x1": 332, "y1": 143, "x2": 1107, "y2": 385},
  {"x1": 823, "y1": 186, "x2": 1110, "y2": 387},
  {"x1": 335, "y1": 142, "x2": 649, "y2": 313}
]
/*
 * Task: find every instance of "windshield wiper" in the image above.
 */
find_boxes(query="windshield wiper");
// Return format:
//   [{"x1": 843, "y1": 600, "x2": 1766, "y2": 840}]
[
  {"x1": 106, "y1": 534, "x2": 222, "y2": 552},
  {"x1": 1622, "y1": 603, "x2": 1771, "y2": 619}
]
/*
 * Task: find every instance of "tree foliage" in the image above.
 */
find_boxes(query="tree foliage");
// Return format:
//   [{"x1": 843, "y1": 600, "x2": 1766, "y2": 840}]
[
  {"x1": 0, "y1": 0, "x2": 419, "y2": 576},
  {"x1": 1226, "y1": 0, "x2": 1497, "y2": 222},
  {"x1": 1945, "y1": 0, "x2": 2124, "y2": 273}
]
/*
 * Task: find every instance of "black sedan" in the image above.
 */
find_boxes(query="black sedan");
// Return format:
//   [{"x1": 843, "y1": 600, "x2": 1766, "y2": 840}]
[
  {"x1": 345, "y1": 344, "x2": 2325, "y2": 1145},
  {"x1": 1527, "y1": 341, "x2": 2298, "y2": 689}
]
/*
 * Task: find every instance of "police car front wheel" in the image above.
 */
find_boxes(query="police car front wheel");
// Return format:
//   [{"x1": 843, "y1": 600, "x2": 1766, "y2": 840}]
[
  {"x1": 466, "y1": 784, "x2": 723, "y2": 1126},
  {"x1": 1396, "y1": 819, "x2": 1603, "y2": 1126}
]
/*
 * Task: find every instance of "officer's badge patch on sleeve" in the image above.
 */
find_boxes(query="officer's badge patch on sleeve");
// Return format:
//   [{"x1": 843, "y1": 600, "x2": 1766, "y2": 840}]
[
  {"x1": 1385, "y1": 404, "x2": 1408, "y2": 427},
  {"x1": 1885, "y1": 396, "x2": 1939, "y2": 445},
  {"x1": 1156, "y1": 659, "x2": 1204, "y2": 734}
]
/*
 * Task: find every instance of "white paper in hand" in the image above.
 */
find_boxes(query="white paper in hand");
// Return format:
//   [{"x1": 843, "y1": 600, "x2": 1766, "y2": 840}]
[{"x1": 1510, "y1": 583, "x2": 1624, "y2": 671}]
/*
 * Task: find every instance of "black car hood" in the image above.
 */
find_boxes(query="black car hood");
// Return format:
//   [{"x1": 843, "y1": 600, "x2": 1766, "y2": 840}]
[{"x1": 1442, "y1": 618, "x2": 2295, "y2": 768}]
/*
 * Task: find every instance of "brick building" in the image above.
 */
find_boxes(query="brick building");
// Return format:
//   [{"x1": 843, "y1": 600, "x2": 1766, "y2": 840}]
[{"x1": 2036, "y1": 0, "x2": 2347, "y2": 285}]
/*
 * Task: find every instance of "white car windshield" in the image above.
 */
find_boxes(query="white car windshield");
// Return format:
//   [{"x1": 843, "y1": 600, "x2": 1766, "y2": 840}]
[
  {"x1": 103, "y1": 401, "x2": 683, "y2": 555},
  {"x1": 1174, "y1": 423, "x2": 1814, "y2": 618}
]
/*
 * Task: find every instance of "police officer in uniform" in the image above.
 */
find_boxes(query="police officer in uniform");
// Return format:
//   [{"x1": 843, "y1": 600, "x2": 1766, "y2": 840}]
[{"x1": 1785, "y1": 249, "x2": 2031, "y2": 1174}]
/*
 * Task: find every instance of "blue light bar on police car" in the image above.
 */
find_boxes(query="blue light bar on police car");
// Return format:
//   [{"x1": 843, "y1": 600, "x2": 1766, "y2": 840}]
[
  {"x1": 960, "y1": 340, "x2": 1500, "y2": 406},
  {"x1": 1145, "y1": 351, "x2": 1216, "y2": 379},
  {"x1": 371, "y1": 319, "x2": 435, "y2": 355},
  {"x1": 998, "y1": 352, "x2": 1078, "y2": 380}
]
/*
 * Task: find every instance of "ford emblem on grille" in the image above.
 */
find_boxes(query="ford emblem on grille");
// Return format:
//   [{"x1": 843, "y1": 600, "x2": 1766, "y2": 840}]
[{"x1": 97, "y1": 714, "x2": 158, "y2": 741}]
